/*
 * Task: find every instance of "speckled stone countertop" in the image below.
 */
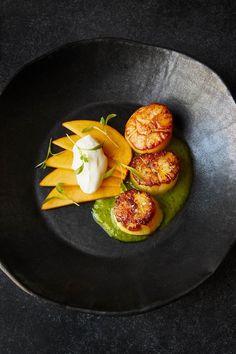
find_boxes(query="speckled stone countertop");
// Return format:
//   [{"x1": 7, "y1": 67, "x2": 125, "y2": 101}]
[{"x1": 0, "y1": 1, "x2": 235, "y2": 353}]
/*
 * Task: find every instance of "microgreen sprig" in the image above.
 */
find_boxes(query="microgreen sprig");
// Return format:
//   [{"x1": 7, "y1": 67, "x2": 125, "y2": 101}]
[
  {"x1": 80, "y1": 154, "x2": 89, "y2": 163},
  {"x1": 42, "y1": 183, "x2": 79, "y2": 206},
  {"x1": 66, "y1": 134, "x2": 103, "y2": 152},
  {"x1": 66, "y1": 134, "x2": 93, "y2": 175},
  {"x1": 100, "y1": 113, "x2": 117, "y2": 126},
  {"x1": 85, "y1": 143, "x2": 103, "y2": 151},
  {"x1": 103, "y1": 165, "x2": 116, "y2": 179},
  {"x1": 105, "y1": 160, "x2": 145, "y2": 180},
  {"x1": 66, "y1": 134, "x2": 104, "y2": 175},
  {"x1": 75, "y1": 164, "x2": 84, "y2": 175},
  {"x1": 76, "y1": 153, "x2": 89, "y2": 174},
  {"x1": 35, "y1": 138, "x2": 62, "y2": 169},
  {"x1": 42, "y1": 195, "x2": 67, "y2": 204},
  {"x1": 75, "y1": 157, "x2": 87, "y2": 176},
  {"x1": 66, "y1": 133, "x2": 77, "y2": 146},
  {"x1": 119, "y1": 162, "x2": 145, "y2": 180},
  {"x1": 82, "y1": 113, "x2": 119, "y2": 148},
  {"x1": 56, "y1": 182, "x2": 80, "y2": 206},
  {"x1": 120, "y1": 181, "x2": 128, "y2": 192}
]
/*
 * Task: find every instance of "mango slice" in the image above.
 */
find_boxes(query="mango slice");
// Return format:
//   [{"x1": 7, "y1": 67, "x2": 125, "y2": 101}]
[
  {"x1": 40, "y1": 168, "x2": 122, "y2": 187},
  {"x1": 40, "y1": 168, "x2": 76, "y2": 185},
  {"x1": 42, "y1": 185, "x2": 122, "y2": 210},
  {"x1": 46, "y1": 150, "x2": 73, "y2": 169},
  {"x1": 53, "y1": 135, "x2": 79, "y2": 151}
]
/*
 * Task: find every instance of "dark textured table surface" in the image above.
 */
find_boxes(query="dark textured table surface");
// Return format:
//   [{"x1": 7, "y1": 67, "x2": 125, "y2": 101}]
[{"x1": 1, "y1": 1, "x2": 236, "y2": 353}]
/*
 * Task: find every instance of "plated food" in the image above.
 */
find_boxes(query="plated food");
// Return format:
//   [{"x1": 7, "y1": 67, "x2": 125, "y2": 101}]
[
  {"x1": 39, "y1": 117, "x2": 131, "y2": 209},
  {"x1": 37, "y1": 103, "x2": 192, "y2": 242}
]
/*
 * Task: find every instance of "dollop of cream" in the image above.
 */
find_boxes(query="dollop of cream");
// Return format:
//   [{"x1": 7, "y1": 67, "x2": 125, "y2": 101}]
[{"x1": 72, "y1": 135, "x2": 108, "y2": 194}]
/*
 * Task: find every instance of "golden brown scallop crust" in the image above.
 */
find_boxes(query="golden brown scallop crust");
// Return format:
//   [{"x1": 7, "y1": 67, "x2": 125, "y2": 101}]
[
  {"x1": 113, "y1": 189, "x2": 156, "y2": 231},
  {"x1": 125, "y1": 103, "x2": 173, "y2": 154},
  {"x1": 130, "y1": 151, "x2": 180, "y2": 194}
]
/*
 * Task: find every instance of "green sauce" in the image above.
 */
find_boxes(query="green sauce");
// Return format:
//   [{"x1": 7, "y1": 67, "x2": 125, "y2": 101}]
[{"x1": 92, "y1": 137, "x2": 193, "y2": 242}]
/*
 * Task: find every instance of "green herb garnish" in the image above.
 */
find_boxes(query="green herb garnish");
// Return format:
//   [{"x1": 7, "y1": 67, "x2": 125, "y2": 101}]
[
  {"x1": 103, "y1": 166, "x2": 116, "y2": 179},
  {"x1": 42, "y1": 183, "x2": 79, "y2": 206},
  {"x1": 86, "y1": 143, "x2": 103, "y2": 151},
  {"x1": 80, "y1": 154, "x2": 89, "y2": 163},
  {"x1": 99, "y1": 113, "x2": 116, "y2": 126},
  {"x1": 105, "y1": 113, "x2": 117, "y2": 125},
  {"x1": 81, "y1": 126, "x2": 94, "y2": 133},
  {"x1": 66, "y1": 134, "x2": 102, "y2": 153},
  {"x1": 66, "y1": 134, "x2": 104, "y2": 172},
  {"x1": 66, "y1": 133, "x2": 77, "y2": 145},
  {"x1": 120, "y1": 181, "x2": 128, "y2": 192},
  {"x1": 55, "y1": 182, "x2": 64, "y2": 194},
  {"x1": 99, "y1": 116, "x2": 106, "y2": 125},
  {"x1": 56, "y1": 182, "x2": 80, "y2": 206},
  {"x1": 119, "y1": 163, "x2": 145, "y2": 180},
  {"x1": 42, "y1": 196, "x2": 67, "y2": 204},
  {"x1": 82, "y1": 113, "x2": 119, "y2": 148},
  {"x1": 75, "y1": 164, "x2": 84, "y2": 175},
  {"x1": 35, "y1": 138, "x2": 62, "y2": 169},
  {"x1": 75, "y1": 155, "x2": 87, "y2": 176}
]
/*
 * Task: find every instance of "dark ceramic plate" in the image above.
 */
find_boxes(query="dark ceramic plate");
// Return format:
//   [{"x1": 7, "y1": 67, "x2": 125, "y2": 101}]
[{"x1": 0, "y1": 38, "x2": 236, "y2": 314}]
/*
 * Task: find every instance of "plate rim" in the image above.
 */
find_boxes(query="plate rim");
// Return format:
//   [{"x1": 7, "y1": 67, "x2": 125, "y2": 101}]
[{"x1": 1, "y1": 37, "x2": 235, "y2": 103}]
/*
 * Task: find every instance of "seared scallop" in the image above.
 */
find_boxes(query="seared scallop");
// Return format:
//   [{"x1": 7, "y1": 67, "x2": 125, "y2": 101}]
[
  {"x1": 125, "y1": 103, "x2": 173, "y2": 154},
  {"x1": 112, "y1": 189, "x2": 163, "y2": 235},
  {"x1": 130, "y1": 151, "x2": 180, "y2": 194}
]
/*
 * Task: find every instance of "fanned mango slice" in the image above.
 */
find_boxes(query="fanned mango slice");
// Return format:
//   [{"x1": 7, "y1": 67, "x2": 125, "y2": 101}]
[
  {"x1": 40, "y1": 168, "x2": 76, "y2": 185},
  {"x1": 46, "y1": 149, "x2": 126, "y2": 178},
  {"x1": 46, "y1": 150, "x2": 72, "y2": 169},
  {"x1": 40, "y1": 168, "x2": 122, "y2": 187},
  {"x1": 62, "y1": 120, "x2": 132, "y2": 164},
  {"x1": 53, "y1": 135, "x2": 79, "y2": 151},
  {"x1": 42, "y1": 185, "x2": 122, "y2": 210}
]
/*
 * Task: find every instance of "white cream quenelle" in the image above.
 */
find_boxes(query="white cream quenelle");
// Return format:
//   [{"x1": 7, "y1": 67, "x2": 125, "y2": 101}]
[{"x1": 72, "y1": 135, "x2": 108, "y2": 194}]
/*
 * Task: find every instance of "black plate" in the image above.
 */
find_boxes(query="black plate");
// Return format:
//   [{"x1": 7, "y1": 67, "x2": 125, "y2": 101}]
[{"x1": 0, "y1": 38, "x2": 235, "y2": 314}]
